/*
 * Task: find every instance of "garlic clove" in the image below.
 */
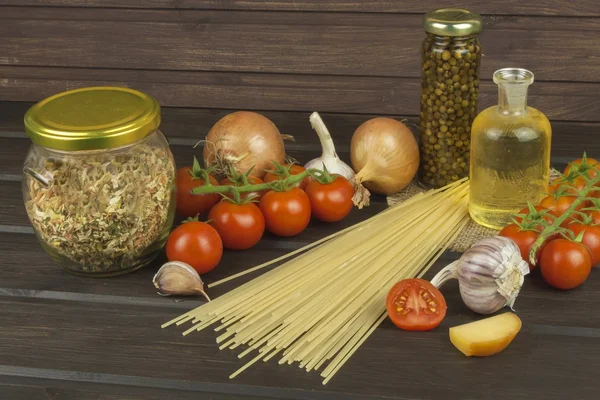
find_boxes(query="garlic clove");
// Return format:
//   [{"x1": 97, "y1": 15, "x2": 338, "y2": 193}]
[
  {"x1": 153, "y1": 261, "x2": 211, "y2": 302},
  {"x1": 304, "y1": 112, "x2": 355, "y2": 182}
]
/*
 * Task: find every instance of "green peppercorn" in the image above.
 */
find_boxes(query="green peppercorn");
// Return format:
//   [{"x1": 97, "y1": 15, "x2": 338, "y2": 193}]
[{"x1": 419, "y1": 33, "x2": 480, "y2": 188}]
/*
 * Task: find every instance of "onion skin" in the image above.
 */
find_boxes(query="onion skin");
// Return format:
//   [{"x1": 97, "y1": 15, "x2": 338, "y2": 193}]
[
  {"x1": 203, "y1": 111, "x2": 286, "y2": 179},
  {"x1": 350, "y1": 118, "x2": 419, "y2": 207}
]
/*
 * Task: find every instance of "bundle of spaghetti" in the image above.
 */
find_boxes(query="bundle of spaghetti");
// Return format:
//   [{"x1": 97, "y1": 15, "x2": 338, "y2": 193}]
[{"x1": 163, "y1": 179, "x2": 470, "y2": 384}]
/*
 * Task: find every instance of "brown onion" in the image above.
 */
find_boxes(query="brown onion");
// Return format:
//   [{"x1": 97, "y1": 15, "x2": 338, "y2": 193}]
[
  {"x1": 203, "y1": 111, "x2": 286, "y2": 179},
  {"x1": 350, "y1": 118, "x2": 419, "y2": 208}
]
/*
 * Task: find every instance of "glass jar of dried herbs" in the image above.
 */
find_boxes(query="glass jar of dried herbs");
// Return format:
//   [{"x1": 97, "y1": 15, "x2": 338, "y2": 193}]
[
  {"x1": 418, "y1": 8, "x2": 482, "y2": 188},
  {"x1": 22, "y1": 87, "x2": 176, "y2": 276}
]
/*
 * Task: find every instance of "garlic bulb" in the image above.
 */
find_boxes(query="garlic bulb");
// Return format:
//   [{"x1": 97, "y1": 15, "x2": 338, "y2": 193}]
[
  {"x1": 430, "y1": 236, "x2": 529, "y2": 314},
  {"x1": 304, "y1": 112, "x2": 355, "y2": 182},
  {"x1": 153, "y1": 261, "x2": 210, "y2": 302}
]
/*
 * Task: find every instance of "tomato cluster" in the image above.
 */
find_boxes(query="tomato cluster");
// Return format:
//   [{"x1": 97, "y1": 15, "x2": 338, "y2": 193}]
[
  {"x1": 499, "y1": 157, "x2": 600, "y2": 290},
  {"x1": 168, "y1": 162, "x2": 356, "y2": 275}
]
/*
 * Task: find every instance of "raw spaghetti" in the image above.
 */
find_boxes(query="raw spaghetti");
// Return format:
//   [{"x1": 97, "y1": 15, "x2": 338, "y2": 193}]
[{"x1": 163, "y1": 179, "x2": 470, "y2": 384}]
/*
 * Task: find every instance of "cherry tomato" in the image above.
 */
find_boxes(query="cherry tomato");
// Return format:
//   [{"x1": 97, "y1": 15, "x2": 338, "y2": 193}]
[
  {"x1": 568, "y1": 223, "x2": 600, "y2": 267},
  {"x1": 540, "y1": 195, "x2": 587, "y2": 218},
  {"x1": 548, "y1": 176, "x2": 587, "y2": 195},
  {"x1": 304, "y1": 176, "x2": 354, "y2": 222},
  {"x1": 540, "y1": 239, "x2": 592, "y2": 290},
  {"x1": 512, "y1": 205, "x2": 553, "y2": 231},
  {"x1": 586, "y1": 210, "x2": 600, "y2": 225},
  {"x1": 166, "y1": 221, "x2": 223, "y2": 274},
  {"x1": 220, "y1": 176, "x2": 267, "y2": 201},
  {"x1": 385, "y1": 278, "x2": 447, "y2": 332},
  {"x1": 499, "y1": 224, "x2": 542, "y2": 269},
  {"x1": 259, "y1": 188, "x2": 311, "y2": 236},
  {"x1": 264, "y1": 164, "x2": 309, "y2": 190},
  {"x1": 564, "y1": 157, "x2": 600, "y2": 180},
  {"x1": 208, "y1": 201, "x2": 265, "y2": 250},
  {"x1": 176, "y1": 167, "x2": 220, "y2": 217}
]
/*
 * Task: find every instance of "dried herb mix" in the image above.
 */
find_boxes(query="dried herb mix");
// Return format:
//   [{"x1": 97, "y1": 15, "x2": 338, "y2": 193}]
[{"x1": 25, "y1": 142, "x2": 175, "y2": 274}]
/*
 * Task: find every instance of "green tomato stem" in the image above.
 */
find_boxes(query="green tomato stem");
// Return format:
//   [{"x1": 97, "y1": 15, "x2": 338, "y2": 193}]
[
  {"x1": 529, "y1": 162, "x2": 600, "y2": 265},
  {"x1": 191, "y1": 170, "x2": 312, "y2": 195}
]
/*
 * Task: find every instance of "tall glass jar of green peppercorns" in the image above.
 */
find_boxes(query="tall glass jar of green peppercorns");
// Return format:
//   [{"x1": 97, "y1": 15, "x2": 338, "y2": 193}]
[{"x1": 418, "y1": 8, "x2": 482, "y2": 188}]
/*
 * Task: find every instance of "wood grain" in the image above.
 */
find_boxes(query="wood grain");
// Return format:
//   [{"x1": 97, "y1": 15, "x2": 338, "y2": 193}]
[
  {"x1": 0, "y1": 380, "x2": 280, "y2": 400},
  {"x1": 1, "y1": 8, "x2": 599, "y2": 82},
  {"x1": 2, "y1": 103, "x2": 599, "y2": 162},
  {"x1": 1, "y1": 67, "x2": 599, "y2": 121},
  {"x1": 2, "y1": 226, "x2": 600, "y2": 326},
  {"x1": 0, "y1": 295, "x2": 599, "y2": 400},
  {"x1": 0, "y1": 199, "x2": 388, "y2": 300},
  {"x1": 1, "y1": 0, "x2": 600, "y2": 397},
  {"x1": 0, "y1": 0, "x2": 598, "y2": 17}
]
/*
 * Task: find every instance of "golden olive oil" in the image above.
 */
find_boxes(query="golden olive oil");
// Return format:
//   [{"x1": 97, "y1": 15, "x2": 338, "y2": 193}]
[{"x1": 469, "y1": 69, "x2": 551, "y2": 229}]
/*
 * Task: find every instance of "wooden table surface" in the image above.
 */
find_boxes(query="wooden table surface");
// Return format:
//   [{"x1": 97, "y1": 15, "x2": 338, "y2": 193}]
[{"x1": 1, "y1": 102, "x2": 599, "y2": 400}]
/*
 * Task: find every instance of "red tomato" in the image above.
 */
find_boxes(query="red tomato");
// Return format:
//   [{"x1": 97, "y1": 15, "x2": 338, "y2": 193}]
[
  {"x1": 568, "y1": 223, "x2": 600, "y2": 267},
  {"x1": 539, "y1": 195, "x2": 587, "y2": 218},
  {"x1": 540, "y1": 239, "x2": 592, "y2": 290},
  {"x1": 166, "y1": 221, "x2": 223, "y2": 274},
  {"x1": 385, "y1": 278, "x2": 447, "y2": 332},
  {"x1": 264, "y1": 164, "x2": 309, "y2": 190},
  {"x1": 304, "y1": 176, "x2": 354, "y2": 222},
  {"x1": 208, "y1": 201, "x2": 265, "y2": 250},
  {"x1": 586, "y1": 210, "x2": 600, "y2": 225},
  {"x1": 259, "y1": 188, "x2": 311, "y2": 237},
  {"x1": 499, "y1": 224, "x2": 542, "y2": 269},
  {"x1": 548, "y1": 176, "x2": 586, "y2": 195},
  {"x1": 512, "y1": 205, "x2": 553, "y2": 231},
  {"x1": 220, "y1": 176, "x2": 267, "y2": 201},
  {"x1": 176, "y1": 167, "x2": 220, "y2": 217},
  {"x1": 564, "y1": 157, "x2": 600, "y2": 180}
]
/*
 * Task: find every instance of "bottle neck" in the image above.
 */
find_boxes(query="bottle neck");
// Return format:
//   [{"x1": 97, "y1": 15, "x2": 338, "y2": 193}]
[{"x1": 497, "y1": 83, "x2": 530, "y2": 115}]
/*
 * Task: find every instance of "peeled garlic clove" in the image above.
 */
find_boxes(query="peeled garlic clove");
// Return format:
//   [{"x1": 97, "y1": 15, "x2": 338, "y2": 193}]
[{"x1": 153, "y1": 261, "x2": 211, "y2": 302}]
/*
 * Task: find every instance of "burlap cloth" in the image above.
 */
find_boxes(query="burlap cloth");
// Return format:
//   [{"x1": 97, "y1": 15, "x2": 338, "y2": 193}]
[{"x1": 386, "y1": 169, "x2": 560, "y2": 253}]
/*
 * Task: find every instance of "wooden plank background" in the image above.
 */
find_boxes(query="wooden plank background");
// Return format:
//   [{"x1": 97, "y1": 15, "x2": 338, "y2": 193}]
[
  {"x1": 0, "y1": 1, "x2": 599, "y2": 133},
  {"x1": 1, "y1": 2, "x2": 600, "y2": 399}
]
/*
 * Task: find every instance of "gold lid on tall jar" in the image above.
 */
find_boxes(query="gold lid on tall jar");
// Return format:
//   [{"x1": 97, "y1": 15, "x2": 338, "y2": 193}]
[
  {"x1": 24, "y1": 86, "x2": 161, "y2": 151},
  {"x1": 424, "y1": 8, "x2": 482, "y2": 37}
]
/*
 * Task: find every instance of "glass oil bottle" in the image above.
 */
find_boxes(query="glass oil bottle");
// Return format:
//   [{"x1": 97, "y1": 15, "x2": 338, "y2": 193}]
[{"x1": 469, "y1": 68, "x2": 552, "y2": 229}]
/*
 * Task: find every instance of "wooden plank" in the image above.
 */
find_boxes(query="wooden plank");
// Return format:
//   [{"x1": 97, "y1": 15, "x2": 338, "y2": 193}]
[
  {"x1": 0, "y1": 197, "x2": 387, "y2": 300},
  {"x1": 0, "y1": 296, "x2": 599, "y2": 400},
  {"x1": 2, "y1": 119, "x2": 598, "y2": 183},
  {"x1": 2, "y1": 103, "x2": 600, "y2": 161},
  {"x1": 0, "y1": 0, "x2": 598, "y2": 17},
  {"x1": 1, "y1": 68, "x2": 598, "y2": 121},
  {"x1": 0, "y1": 9, "x2": 599, "y2": 82},
  {"x1": 0, "y1": 380, "x2": 279, "y2": 400},
  {"x1": 2, "y1": 121, "x2": 599, "y2": 180},
  {"x1": 2, "y1": 226, "x2": 600, "y2": 325}
]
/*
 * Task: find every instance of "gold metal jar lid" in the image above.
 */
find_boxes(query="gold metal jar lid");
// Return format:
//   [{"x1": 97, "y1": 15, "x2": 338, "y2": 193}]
[
  {"x1": 24, "y1": 86, "x2": 161, "y2": 151},
  {"x1": 424, "y1": 8, "x2": 482, "y2": 37}
]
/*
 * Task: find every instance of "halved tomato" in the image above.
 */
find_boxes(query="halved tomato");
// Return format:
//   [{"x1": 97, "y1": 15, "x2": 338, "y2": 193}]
[{"x1": 385, "y1": 278, "x2": 447, "y2": 331}]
